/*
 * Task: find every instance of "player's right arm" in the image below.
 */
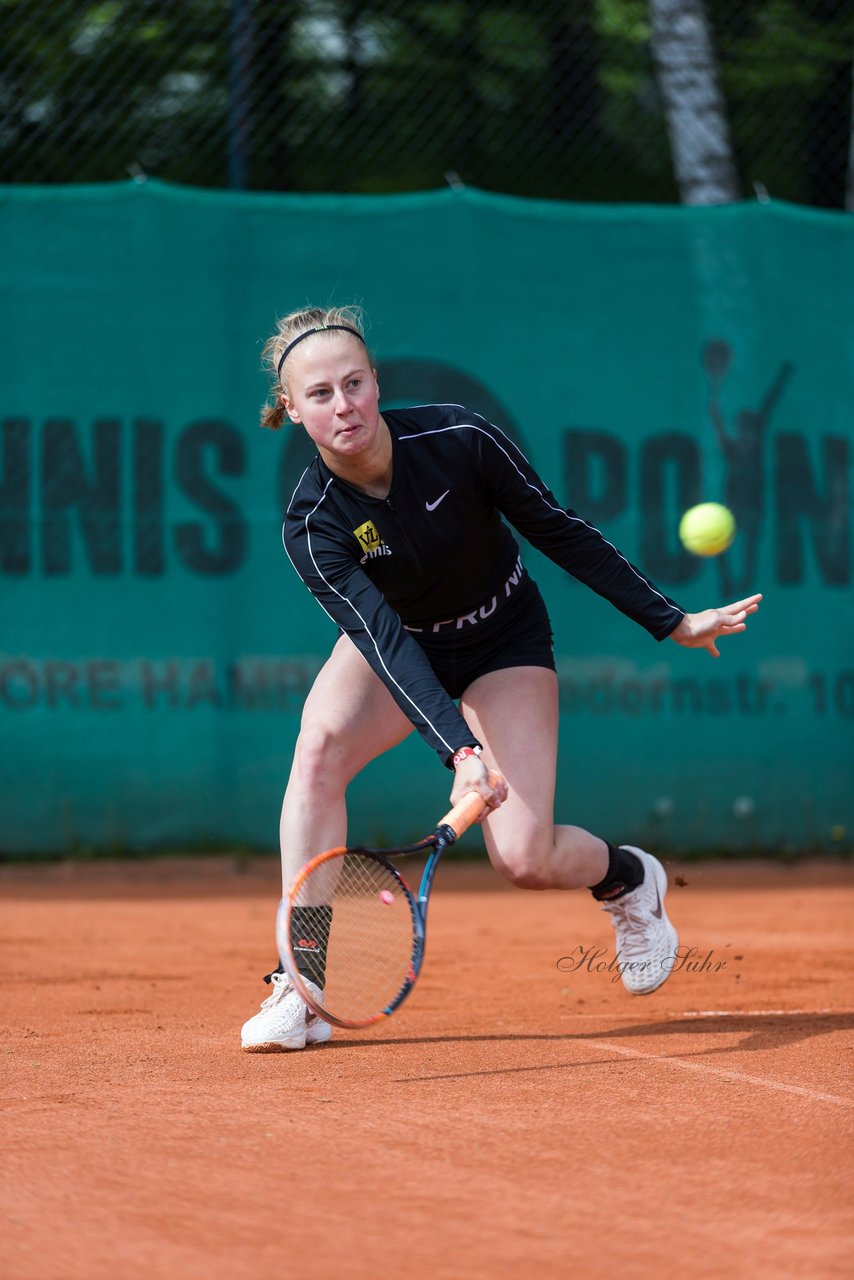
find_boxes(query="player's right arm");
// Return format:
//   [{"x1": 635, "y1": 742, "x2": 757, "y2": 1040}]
[{"x1": 283, "y1": 499, "x2": 480, "y2": 769}]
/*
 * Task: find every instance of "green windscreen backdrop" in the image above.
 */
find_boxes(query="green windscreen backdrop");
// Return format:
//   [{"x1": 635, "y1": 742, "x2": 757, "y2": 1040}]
[{"x1": 1, "y1": 182, "x2": 852, "y2": 854}]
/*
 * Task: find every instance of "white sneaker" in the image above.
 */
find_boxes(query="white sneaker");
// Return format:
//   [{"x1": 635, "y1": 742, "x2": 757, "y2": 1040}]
[
  {"x1": 240, "y1": 972, "x2": 333, "y2": 1052},
  {"x1": 599, "y1": 847, "x2": 678, "y2": 995}
]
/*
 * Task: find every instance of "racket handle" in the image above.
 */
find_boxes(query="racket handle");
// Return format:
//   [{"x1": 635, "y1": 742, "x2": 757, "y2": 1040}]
[{"x1": 437, "y1": 772, "x2": 506, "y2": 841}]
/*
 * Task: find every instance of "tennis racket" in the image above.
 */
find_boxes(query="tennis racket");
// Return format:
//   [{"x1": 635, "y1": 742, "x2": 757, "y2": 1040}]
[{"x1": 278, "y1": 777, "x2": 504, "y2": 1029}]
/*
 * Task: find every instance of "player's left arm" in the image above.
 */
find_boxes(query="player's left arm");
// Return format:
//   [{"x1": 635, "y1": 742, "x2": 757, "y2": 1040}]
[
  {"x1": 462, "y1": 411, "x2": 685, "y2": 640},
  {"x1": 669, "y1": 594, "x2": 763, "y2": 658}
]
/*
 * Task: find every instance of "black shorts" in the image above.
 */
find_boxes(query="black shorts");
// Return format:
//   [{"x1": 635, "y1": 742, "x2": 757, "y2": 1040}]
[{"x1": 410, "y1": 576, "x2": 555, "y2": 700}]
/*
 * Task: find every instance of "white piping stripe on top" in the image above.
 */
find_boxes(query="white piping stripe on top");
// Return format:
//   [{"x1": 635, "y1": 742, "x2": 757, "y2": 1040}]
[
  {"x1": 286, "y1": 465, "x2": 313, "y2": 514},
  {"x1": 398, "y1": 420, "x2": 684, "y2": 621},
  {"x1": 282, "y1": 479, "x2": 456, "y2": 757}
]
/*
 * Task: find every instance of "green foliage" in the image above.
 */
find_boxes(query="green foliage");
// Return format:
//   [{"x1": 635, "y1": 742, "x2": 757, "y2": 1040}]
[{"x1": 1, "y1": 0, "x2": 851, "y2": 204}]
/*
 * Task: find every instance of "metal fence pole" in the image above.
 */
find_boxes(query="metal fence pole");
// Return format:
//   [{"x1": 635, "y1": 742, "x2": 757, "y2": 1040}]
[{"x1": 228, "y1": 0, "x2": 253, "y2": 190}]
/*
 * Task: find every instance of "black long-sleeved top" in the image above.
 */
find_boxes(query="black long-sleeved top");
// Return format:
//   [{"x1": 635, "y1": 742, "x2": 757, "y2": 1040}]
[{"x1": 283, "y1": 404, "x2": 685, "y2": 764}]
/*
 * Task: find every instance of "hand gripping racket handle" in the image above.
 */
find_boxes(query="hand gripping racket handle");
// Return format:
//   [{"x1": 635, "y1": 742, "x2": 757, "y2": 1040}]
[{"x1": 436, "y1": 772, "x2": 506, "y2": 842}]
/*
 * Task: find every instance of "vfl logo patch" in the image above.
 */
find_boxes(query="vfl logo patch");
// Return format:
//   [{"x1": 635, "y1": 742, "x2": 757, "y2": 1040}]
[
  {"x1": 353, "y1": 518, "x2": 392, "y2": 565},
  {"x1": 353, "y1": 519, "x2": 382, "y2": 552}
]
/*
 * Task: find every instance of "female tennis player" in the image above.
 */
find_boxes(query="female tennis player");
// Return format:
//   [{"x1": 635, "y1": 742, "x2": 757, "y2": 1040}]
[{"x1": 241, "y1": 305, "x2": 762, "y2": 1051}]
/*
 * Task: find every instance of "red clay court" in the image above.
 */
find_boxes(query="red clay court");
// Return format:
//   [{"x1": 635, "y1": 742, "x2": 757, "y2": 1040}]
[{"x1": 2, "y1": 855, "x2": 852, "y2": 1279}]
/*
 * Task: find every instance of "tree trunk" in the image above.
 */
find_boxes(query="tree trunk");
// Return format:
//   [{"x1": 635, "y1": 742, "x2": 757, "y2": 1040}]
[{"x1": 649, "y1": 0, "x2": 738, "y2": 205}]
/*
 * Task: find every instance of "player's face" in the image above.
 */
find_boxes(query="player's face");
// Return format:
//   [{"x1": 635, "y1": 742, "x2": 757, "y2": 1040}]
[{"x1": 283, "y1": 335, "x2": 381, "y2": 459}]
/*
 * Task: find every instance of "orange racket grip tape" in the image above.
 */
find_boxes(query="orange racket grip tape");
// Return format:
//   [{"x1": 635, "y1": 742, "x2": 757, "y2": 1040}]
[{"x1": 437, "y1": 771, "x2": 506, "y2": 841}]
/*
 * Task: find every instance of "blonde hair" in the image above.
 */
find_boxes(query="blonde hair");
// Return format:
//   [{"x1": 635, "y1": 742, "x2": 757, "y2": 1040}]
[{"x1": 260, "y1": 304, "x2": 370, "y2": 430}]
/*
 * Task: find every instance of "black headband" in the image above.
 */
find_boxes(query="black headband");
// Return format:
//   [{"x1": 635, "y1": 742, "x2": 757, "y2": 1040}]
[{"x1": 276, "y1": 324, "x2": 365, "y2": 378}]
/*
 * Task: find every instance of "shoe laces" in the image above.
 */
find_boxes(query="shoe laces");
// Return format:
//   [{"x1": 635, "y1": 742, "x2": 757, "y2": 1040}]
[
  {"x1": 600, "y1": 893, "x2": 654, "y2": 955},
  {"x1": 258, "y1": 971, "x2": 295, "y2": 1011}
]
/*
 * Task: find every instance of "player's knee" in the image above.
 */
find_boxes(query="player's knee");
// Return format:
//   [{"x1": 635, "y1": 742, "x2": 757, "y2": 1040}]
[
  {"x1": 293, "y1": 723, "x2": 355, "y2": 789},
  {"x1": 493, "y1": 843, "x2": 555, "y2": 890}
]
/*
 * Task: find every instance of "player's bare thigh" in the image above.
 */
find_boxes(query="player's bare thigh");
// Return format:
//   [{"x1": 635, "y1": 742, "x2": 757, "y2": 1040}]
[
  {"x1": 294, "y1": 634, "x2": 414, "y2": 785},
  {"x1": 460, "y1": 665, "x2": 559, "y2": 879}
]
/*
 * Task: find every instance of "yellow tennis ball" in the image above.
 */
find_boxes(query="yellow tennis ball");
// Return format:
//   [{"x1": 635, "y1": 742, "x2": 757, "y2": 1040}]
[{"x1": 678, "y1": 502, "x2": 736, "y2": 556}]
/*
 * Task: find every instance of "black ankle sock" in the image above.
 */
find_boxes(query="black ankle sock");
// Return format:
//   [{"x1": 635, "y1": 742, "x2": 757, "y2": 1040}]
[
  {"x1": 291, "y1": 904, "x2": 333, "y2": 988},
  {"x1": 589, "y1": 844, "x2": 644, "y2": 901},
  {"x1": 263, "y1": 903, "x2": 333, "y2": 988}
]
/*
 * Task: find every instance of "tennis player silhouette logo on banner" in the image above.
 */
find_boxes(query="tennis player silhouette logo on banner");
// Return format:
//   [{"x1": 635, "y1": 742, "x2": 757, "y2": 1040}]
[{"x1": 703, "y1": 340, "x2": 794, "y2": 596}]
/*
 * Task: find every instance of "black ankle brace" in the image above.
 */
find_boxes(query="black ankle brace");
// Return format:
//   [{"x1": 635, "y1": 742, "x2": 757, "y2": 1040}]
[{"x1": 589, "y1": 844, "x2": 644, "y2": 901}]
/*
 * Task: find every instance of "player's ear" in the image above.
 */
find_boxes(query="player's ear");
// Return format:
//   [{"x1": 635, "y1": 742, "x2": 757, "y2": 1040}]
[{"x1": 281, "y1": 394, "x2": 301, "y2": 424}]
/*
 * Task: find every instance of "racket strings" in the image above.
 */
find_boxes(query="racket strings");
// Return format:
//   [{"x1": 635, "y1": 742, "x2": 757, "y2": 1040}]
[{"x1": 291, "y1": 851, "x2": 416, "y2": 1025}]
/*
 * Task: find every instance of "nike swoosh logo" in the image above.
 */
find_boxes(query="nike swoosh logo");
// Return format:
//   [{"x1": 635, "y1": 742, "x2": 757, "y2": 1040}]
[
  {"x1": 651, "y1": 889, "x2": 663, "y2": 919},
  {"x1": 425, "y1": 490, "x2": 450, "y2": 512}
]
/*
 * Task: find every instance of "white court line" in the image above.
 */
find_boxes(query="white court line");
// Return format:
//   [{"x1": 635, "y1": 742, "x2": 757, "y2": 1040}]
[
  {"x1": 679, "y1": 1009, "x2": 837, "y2": 1018},
  {"x1": 558, "y1": 1009, "x2": 839, "y2": 1020},
  {"x1": 585, "y1": 1038, "x2": 853, "y2": 1107}
]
